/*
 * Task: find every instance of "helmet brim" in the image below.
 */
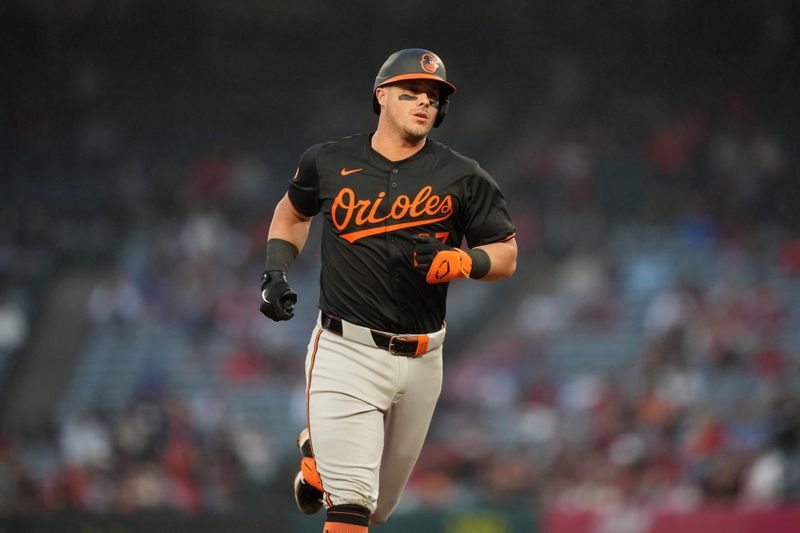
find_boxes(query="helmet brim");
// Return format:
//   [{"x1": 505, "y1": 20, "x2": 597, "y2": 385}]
[{"x1": 376, "y1": 74, "x2": 456, "y2": 96}]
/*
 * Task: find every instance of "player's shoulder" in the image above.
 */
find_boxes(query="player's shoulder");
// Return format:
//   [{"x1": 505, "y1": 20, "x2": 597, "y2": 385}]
[
  {"x1": 427, "y1": 138, "x2": 486, "y2": 176},
  {"x1": 304, "y1": 133, "x2": 368, "y2": 159},
  {"x1": 296, "y1": 134, "x2": 369, "y2": 180}
]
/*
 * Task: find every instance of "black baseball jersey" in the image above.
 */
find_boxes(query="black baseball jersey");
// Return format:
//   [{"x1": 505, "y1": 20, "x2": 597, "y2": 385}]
[{"x1": 287, "y1": 133, "x2": 515, "y2": 334}]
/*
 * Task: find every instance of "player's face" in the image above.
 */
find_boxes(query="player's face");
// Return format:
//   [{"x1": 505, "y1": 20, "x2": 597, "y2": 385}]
[{"x1": 378, "y1": 80, "x2": 441, "y2": 141}]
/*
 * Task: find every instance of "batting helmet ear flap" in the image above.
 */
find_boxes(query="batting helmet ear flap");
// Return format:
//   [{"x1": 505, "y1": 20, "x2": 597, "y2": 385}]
[{"x1": 433, "y1": 96, "x2": 449, "y2": 128}]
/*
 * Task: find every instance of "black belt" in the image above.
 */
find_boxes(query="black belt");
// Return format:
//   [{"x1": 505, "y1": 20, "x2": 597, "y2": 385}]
[{"x1": 320, "y1": 311, "x2": 428, "y2": 357}]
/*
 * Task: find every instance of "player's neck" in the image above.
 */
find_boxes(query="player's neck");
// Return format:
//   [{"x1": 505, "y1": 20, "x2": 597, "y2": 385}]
[{"x1": 371, "y1": 126, "x2": 427, "y2": 162}]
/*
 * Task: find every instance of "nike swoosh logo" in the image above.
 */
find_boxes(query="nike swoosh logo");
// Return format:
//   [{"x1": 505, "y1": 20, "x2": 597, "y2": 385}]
[{"x1": 340, "y1": 167, "x2": 364, "y2": 176}]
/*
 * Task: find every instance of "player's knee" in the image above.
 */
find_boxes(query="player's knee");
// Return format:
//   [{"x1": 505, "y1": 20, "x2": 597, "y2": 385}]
[{"x1": 326, "y1": 504, "x2": 370, "y2": 528}]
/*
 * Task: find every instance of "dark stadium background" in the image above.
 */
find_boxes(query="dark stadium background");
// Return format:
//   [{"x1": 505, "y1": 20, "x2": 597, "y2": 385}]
[{"x1": 1, "y1": 1, "x2": 800, "y2": 532}]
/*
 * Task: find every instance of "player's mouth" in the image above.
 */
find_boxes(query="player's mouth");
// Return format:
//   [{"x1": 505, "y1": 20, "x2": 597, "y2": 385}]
[{"x1": 412, "y1": 111, "x2": 429, "y2": 121}]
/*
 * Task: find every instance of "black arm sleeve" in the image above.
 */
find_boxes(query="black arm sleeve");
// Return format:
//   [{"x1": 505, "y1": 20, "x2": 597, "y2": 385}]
[
  {"x1": 265, "y1": 238, "x2": 299, "y2": 272},
  {"x1": 287, "y1": 143, "x2": 327, "y2": 217}
]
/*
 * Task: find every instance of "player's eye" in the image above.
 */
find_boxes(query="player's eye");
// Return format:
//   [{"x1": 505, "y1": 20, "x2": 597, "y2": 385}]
[{"x1": 397, "y1": 88, "x2": 439, "y2": 107}]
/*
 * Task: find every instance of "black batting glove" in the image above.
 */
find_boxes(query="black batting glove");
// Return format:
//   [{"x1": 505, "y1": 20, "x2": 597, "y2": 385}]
[{"x1": 259, "y1": 270, "x2": 297, "y2": 321}]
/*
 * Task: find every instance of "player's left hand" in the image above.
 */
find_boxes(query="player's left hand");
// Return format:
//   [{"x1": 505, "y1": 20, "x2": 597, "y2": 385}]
[{"x1": 412, "y1": 235, "x2": 473, "y2": 284}]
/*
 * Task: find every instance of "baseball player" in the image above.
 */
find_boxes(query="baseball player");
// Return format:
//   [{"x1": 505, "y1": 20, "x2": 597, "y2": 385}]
[{"x1": 259, "y1": 48, "x2": 517, "y2": 532}]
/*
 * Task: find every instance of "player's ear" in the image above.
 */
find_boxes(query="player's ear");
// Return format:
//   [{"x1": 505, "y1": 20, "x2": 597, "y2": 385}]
[{"x1": 375, "y1": 86, "x2": 389, "y2": 109}]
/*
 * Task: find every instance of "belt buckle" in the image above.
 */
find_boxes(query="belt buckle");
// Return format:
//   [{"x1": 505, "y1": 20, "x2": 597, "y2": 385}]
[
  {"x1": 388, "y1": 335, "x2": 426, "y2": 357},
  {"x1": 387, "y1": 335, "x2": 406, "y2": 356}
]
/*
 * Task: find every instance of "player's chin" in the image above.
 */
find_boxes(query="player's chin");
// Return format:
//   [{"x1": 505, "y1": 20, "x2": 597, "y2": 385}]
[{"x1": 403, "y1": 123, "x2": 433, "y2": 140}]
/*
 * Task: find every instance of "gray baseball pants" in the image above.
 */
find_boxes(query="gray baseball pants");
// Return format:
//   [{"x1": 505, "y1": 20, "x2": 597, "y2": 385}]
[{"x1": 303, "y1": 312, "x2": 444, "y2": 524}]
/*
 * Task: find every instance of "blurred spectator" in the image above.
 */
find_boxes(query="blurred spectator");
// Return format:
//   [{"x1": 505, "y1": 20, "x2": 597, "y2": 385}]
[
  {"x1": 229, "y1": 419, "x2": 276, "y2": 485},
  {"x1": 0, "y1": 282, "x2": 28, "y2": 356},
  {"x1": 742, "y1": 396, "x2": 800, "y2": 506},
  {"x1": 221, "y1": 341, "x2": 268, "y2": 386},
  {"x1": 86, "y1": 269, "x2": 144, "y2": 325},
  {"x1": 59, "y1": 412, "x2": 113, "y2": 469}
]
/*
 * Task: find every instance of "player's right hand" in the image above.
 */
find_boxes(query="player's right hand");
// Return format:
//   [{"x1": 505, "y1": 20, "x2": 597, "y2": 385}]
[{"x1": 259, "y1": 270, "x2": 297, "y2": 321}]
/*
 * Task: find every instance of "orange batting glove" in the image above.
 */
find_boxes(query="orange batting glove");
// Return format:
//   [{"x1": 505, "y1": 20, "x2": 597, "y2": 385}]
[{"x1": 413, "y1": 235, "x2": 473, "y2": 284}]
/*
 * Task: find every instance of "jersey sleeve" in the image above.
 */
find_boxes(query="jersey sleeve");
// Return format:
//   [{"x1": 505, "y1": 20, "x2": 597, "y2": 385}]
[
  {"x1": 461, "y1": 164, "x2": 516, "y2": 248},
  {"x1": 286, "y1": 143, "x2": 325, "y2": 217}
]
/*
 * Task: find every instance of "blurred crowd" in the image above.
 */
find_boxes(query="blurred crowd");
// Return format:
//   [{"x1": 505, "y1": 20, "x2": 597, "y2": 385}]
[
  {"x1": 1, "y1": 393, "x2": 277, "y2": 515},
  {"x1": 2, "y1": 0, "x2": 800, "y2": 520},
  {"x1": 0, "y1": 203, "x2": 51, "y2": 399},
  {"x1": 410, "y1": 238, "x2": 800, "y2": 515}
]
